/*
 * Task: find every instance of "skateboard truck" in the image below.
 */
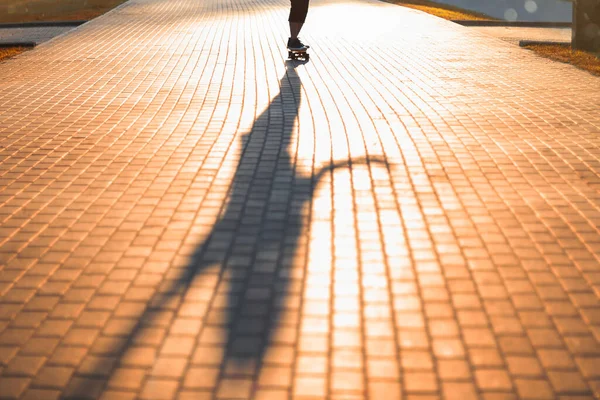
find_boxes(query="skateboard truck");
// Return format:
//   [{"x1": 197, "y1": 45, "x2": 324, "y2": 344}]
[{"x1": 288, "y1": 50, "x2": 309, "y2": 61}]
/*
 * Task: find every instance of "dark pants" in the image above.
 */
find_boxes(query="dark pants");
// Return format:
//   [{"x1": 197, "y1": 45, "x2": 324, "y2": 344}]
[{"x1": 289, "y1": 0, "x2": 309, "y2": 23}]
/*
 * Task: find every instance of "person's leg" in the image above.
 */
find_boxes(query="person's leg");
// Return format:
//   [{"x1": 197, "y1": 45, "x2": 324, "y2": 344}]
[
  {"x1": 288, "y1": 0, "x2": 309, "y2": 50},
  {"x1": 290, "y1": 22, "x2": 303, "y2": 39},
  {"x1": 288, "y1": 0, "x2": 309, "y2": 42}
]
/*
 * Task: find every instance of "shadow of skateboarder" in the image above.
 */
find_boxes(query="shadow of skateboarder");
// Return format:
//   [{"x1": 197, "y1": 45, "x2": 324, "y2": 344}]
[{"x1": 66, "y1": 59, "x2": 388, "y2": 398}]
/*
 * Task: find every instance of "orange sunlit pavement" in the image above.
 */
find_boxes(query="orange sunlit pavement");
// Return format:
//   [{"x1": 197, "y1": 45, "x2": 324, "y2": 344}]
[{"x1": 0, "y1": 0, "x2": 599, "y2": 398}]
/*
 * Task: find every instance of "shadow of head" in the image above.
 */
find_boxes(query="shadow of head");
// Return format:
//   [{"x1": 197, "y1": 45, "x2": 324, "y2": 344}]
[{"x1": 64, "y1": 59, "x2": 388, "y2": 397}]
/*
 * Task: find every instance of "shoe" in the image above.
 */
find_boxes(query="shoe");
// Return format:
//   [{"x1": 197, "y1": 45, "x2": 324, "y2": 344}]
[{"x1": 287, "y1": 37, "x2": 309, "y2": 51}]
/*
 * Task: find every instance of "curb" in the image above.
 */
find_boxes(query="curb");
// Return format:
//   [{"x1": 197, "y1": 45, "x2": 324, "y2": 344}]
[
  {"x1": 0, "y1": 42, "x2": 36, "y2": 48},
  {"x1": 519, "y1": 40, "x2": 571, "y2": 46},
  {"x1": 0, "y1": 20, "x2": 87, "y2": 29},
  {"x1": 453, "y1": 20, "x2": 572, "y2": 28}
]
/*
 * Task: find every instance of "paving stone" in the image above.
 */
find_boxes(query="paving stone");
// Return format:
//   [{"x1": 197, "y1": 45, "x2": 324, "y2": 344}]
[
  {"x1": 574, "y1": 357, "x2": 600, "y2": 379},
  {"x1": 216, "y1": 378, "x2": 254, "y2": 399},
  {"x1": 120, "y1": 346, "x2": 157, "y2": 368},
  {"x1": 47, "y1": 346, "x2": 87, "y2": 367},
  {"x1": 150, "y1": 356, "x2": 188, "y2": 379},
  {"x1": 437, "y1": 359, "x2": 472, "y2": 380},
  {"x1": 183, "y1": 367, "x2": 220, "y2": 390},
  {"x1": 20, "y1": 337, "x2": 60, "y2": 356},
  {"x1": 257, "y1": 366, "x2": 293, "y2": 388},
  {"x1": 468, "y1": 348, "x2": 504, "y2": 368},
  {"x1": 31, "y1": 366, "x2": 74, "y2": 389},
  {"x1": 514, "y1": 379, "x2": 555, "y2": 399},
  {"x1": 565, "y1": 336, "x2": 600, "y2": 356},
  {"x1": 99, "y1": 391, "x2": 137, "y2": 400},
  {"x1": 475, "y1": 369, "x2": 513, "y2": 391},
  {"x1": 497, "y1": 336, "x2": 534, "y2": 355},
  {"x1": 62, "y1": 328, "x2": 99, "y2": 347},
  {"x1": 296, "y1": 354, "x2": 328, "y2": 375},
  {"x1": 10, "y1": 311, "x2": 47, "y2": 329},
  {"x1": 368, "y1": 381, "x2": 402, "y2": 399},
  {"x1": 36, "y1": 320, "x2": 73, "y2": 337},
  {"x1": 0, "y1": 329, "x2": 34, "y2": 346},
  {"x1": 0, "y1": 346, "x2": 19, "y2": 366},
  {"x1": 254, "y1": 389, "x2": 289, "y2": 400},
  {"x1": 404, "y1": 372, "x2": 439, "y2": 393},
  {"x1": 0, "y1": 377, "x2": 31, "y2": 399},
  {"x1": 191, "y1": 347, "x2": 225, "y2": 366},
  {"x1": 432, "y1": 339, "x2": 465, "y2": 359},
  {"x1": 21, "y1": 388, "x2": 61, "y2": 400},
  {"x1": 367, "y1": 358, "x2": 400, "y2": 380},
  {"x1": 107, "y1": 367, "x2": 146, "y2": 390},
  {"x1": 505, "y1": 356, "x2": 543, "y2": 377},
  {"x1": 547, "y1": 371, "x2": 591, "y2": 394},
  {"x1": 140, "y1": 379, "x2": 179, "y2": 400},
  {"x1": 331, "y1": 370, "x2": 364, "y2": 392},
  {"x1": 176, "y1": 392, "x2": 213, "y2": 400},
  {"x1": 77, "y1": 355, "x2": 117, "y2": 377},
  {"x1": 4, "y1": 355, "x2": 46, "y2": 377},
  {"x1": 442, "y1": 382, "x2": 478, "y2": 400},
  {"x1": 293, "y1": 376, "x2": 327, "y2": 397}
]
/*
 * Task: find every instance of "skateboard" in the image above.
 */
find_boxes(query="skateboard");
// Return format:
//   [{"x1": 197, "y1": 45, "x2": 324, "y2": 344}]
[{"x1": 288, "y1": 49, "x2": 309, "y2": 61}]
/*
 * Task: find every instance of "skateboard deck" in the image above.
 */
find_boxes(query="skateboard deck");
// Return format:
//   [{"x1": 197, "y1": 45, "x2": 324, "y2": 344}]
[{"x1": 288, "y1": 49, "x2": 309, "y2": 61}]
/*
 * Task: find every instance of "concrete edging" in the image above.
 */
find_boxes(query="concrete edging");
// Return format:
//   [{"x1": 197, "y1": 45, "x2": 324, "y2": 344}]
[
  {"x1": 453, "y1": 20, "x2": 572, "y2": 28},
  {"x1": 0, "y1": 20, "x2": 87, "y2": 29},
  {"x1": 0, "y1": 41, "x2": 36, "y2": 48},
  {"x1": 519, "y1": 39, "x2": 571, "y2": 46}
]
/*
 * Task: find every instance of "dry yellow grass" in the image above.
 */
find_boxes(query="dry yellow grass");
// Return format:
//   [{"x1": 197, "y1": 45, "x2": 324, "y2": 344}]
[
  {"x1": 383, "y1": 0, "x2": 496, "y2": 21},
  {"x1": 386, "y1": 0, "x2": 600, "y2": 76},
  {"x1": 0, "y1": 1, "x2": 128, "y2": 64},
  {"x1": 0, "y1": 47, "x2": 29, "y2": 63},
  {"x1": 523, "y1": 44, "x2": 600, "y2": 76},
  {"x1": 0, "y1": 0, "x2": 127, "y2": 23}
]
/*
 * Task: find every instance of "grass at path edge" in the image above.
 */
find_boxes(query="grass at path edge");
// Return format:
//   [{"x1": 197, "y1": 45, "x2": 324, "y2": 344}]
[
  {"x1": 522, "y1": 44, "x2": 600, "y2": 76},
  {"x1": 383, "y1": 0, "x2": 497, "y2": 21},
  {"x1": 0, "y1": 46, "x2": 30, "y2": 63},
  {"x1": 386, "y1": 0, "x2": 600, "y2": 76},
  {"x1": 0, "y1": 0, "x2": 128, "y2": 63}
]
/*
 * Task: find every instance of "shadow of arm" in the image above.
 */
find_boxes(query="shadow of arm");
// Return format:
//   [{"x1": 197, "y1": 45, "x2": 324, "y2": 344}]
[{"x1": 313, "y1": 155, "x2": 389, "y2": 183}]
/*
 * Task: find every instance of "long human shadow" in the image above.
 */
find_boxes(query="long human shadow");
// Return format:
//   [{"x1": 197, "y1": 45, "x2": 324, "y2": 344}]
[
  {"x1": 66, "y1": 60, "x2": 386, "y2": 398},
  {"x1": 163, "y1": 61, "x2": 385, "y2": 366}
]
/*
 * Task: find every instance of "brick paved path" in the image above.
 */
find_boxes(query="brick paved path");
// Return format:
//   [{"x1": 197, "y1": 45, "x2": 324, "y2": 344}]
[{"x1": 1, "y1": 0, "x2": 600, "y2": 399}]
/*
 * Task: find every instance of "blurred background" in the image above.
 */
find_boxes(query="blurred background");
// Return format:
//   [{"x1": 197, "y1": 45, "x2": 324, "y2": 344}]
[
  {"x1": 429, "y1": 0, "x2": 571, "y2": 22},
  {"x1": 0, "y1": 0, "x2": 128, "y2": 23},
  {"x1": 0, "y1": 0, "x2": 571, "y2": 23}
]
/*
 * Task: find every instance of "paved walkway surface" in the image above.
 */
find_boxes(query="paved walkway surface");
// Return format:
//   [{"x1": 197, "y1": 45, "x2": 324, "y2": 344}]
[
  {"x1": 0, "y1": 0, "x2": 599, "y2": 399},
  {"x1": 469, "y1": 26, "x2": 571, "y2": 45},
  {"x1": 0, "y1": 26, "x2": 74, "y2": 45}
]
